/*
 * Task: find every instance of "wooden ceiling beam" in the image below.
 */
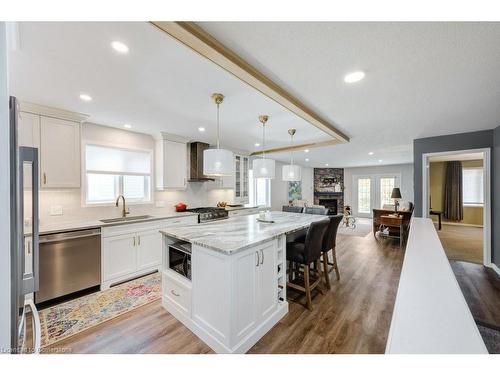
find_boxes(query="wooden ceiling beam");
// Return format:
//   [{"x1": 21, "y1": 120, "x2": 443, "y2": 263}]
[
  {"x1": 250, "y1": 139, "x2": 340, "y2": 156},
  {"x1": 150, "y1": 21, "x2": 349, "y2": 144}
]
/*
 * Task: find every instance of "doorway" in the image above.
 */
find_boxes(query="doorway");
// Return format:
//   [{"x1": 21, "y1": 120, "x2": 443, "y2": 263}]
[
  {"x1": 353, "y1": 174, "x2": 401, "y2": 217},
  {"x1": 422, "y1": 149, "x2": 491, "y2": 265}
]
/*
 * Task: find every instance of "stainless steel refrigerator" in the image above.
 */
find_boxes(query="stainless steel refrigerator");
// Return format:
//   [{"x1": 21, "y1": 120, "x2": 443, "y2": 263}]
[{"x1": 9, "y1": 96, "x2": 41, "y2": 354}]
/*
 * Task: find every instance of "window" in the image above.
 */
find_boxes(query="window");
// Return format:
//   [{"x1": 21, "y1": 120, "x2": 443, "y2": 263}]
[
  {"x1": 85, "y1": 144, "x2": 152, "y2": 205},
  {"x1": 249, "y1": 169, "x2": 271, "y2": 207},
  {"x1": 380, "y1": 177, "x2": 396, "y2": 207},
  {"x1": 463, "y1": 167, "x2": 484, "y2": 205},
  {"x1": 357, "y1": 178, "x2": 371, "y2": 214}
]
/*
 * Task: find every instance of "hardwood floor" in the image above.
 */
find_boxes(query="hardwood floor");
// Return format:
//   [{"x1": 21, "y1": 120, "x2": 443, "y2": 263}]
[
  {"x1": 47, "y1": 232, "x2": 405, "y2": 354},
  {"x1": 450, "y1": 260, "x2": 500, "y2": 328}
]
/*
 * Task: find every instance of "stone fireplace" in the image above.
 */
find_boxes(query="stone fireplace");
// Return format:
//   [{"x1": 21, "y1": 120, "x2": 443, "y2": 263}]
[{"x1": 314, "y1": 168, "x2": 344, "y2": 215}]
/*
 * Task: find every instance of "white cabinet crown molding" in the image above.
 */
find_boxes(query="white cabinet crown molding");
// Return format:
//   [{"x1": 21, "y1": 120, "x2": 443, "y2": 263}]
[{"x1": 19, "y1": 101, "x2": 89, "y2": 123}]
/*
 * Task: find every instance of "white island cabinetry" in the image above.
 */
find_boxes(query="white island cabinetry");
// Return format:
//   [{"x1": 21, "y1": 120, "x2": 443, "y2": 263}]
[{"x1": 162, "y1": 235, "x2": 286, "y2": 354}]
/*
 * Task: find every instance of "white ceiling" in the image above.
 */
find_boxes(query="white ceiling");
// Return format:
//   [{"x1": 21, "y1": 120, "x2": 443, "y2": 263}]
[
  {"x1": 9, "y1": 22, "x2": 500, "y2": 169},
  {"x1": 8, "y1": 22, "x2": 327, "y2": 164},
  {"x1": 199, "y1": 22, "x2": 500, "y2": 167}
]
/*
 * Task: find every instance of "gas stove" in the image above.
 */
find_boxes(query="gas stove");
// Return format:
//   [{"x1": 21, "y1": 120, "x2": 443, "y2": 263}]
[{"x1": 185, "y1": 207, "x2": 229, "y2": 223}]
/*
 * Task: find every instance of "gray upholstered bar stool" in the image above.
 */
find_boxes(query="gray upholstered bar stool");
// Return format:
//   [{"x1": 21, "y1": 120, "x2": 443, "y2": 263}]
[
  {"x1": 286, "y1": 218, "x2": 329, "y2": 310},
  {"x1": 321, "y1": 214, "x2": 343, "y2": 289}
]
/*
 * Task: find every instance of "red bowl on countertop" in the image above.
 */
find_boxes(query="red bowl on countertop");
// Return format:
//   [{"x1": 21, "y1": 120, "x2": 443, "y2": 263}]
[{"x1": 175, "y1": 203, "x2": 187, "y2": 212}]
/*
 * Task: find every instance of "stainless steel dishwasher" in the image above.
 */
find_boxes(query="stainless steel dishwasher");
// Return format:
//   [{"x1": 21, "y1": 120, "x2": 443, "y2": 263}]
[{"x1": 36, "y1": 228, "x2": 101, "y2": 304}]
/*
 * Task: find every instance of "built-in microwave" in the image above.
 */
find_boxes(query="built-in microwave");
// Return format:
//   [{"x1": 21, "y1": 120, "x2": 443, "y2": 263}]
[{"x1": 168, "y1": 242, "x2": 191, "y2": 280}]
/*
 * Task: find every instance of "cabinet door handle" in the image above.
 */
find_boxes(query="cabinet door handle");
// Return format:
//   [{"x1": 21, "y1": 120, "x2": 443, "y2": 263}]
[
  {"x1": 138, "y1": 235, "x2": 141, "y2": 246},
  {"x1": 171, "y1": 289, "x2": 180, "y2": 297},
  {"x1": 133, "y1": 236, "x2": 136, "y2": 246},
  {"x1": 260, "y1": 249, "x2": 264, "y2": 265},
  {"x1": 255, "y1": 251, "x2": 260, "y2": 267},
  {"x1": 43, "y1": 173, "x2": 47, "y2": 185},
  {"x1": 27, "y1": 241, "x2": 31, "y2": 254}
]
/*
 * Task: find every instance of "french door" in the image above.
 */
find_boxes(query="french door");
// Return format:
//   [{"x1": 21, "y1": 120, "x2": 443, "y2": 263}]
[{"x1": 353, "y1": 175, "x2": 400, "y2": 217}]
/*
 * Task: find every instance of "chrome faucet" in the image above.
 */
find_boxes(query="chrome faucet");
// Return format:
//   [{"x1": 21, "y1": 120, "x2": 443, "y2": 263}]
[{"x1": 115, "y1": 195, "x2": 130, "y2": 218}]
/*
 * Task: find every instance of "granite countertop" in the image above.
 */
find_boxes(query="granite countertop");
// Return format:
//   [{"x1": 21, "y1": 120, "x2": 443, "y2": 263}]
[
  {"x1": 160, "y1": 211, "x2": 327, "y2": 254},
  {"x1": 32, "y1": 211, "x2": 198, "y2": 236}
]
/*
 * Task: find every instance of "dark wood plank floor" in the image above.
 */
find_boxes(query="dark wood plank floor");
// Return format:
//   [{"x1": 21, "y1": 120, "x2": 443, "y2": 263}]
[
  {"x1": 450, "y1": 260, "x2": 500, "y2": 328},
  {"x1": 48, "y1": 233, "x2": 405, "y2": 354}
]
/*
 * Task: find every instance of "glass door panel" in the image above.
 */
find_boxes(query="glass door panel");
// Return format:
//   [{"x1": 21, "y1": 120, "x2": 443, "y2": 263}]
[
  {"x1": 357, "y1": 178, "x2": 371, "y2": 214},
  {"x1": 380, "y1": 177, "x2": 396, "y2": 208}
]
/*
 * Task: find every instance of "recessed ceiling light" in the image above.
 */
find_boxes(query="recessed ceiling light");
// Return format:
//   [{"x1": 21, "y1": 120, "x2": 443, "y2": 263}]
[
  {"x1": 325, "y1": 163, "x2": 329, "y2": 167},
  {"x1": 304, "y1": 149, "x2": 310, "y2": 153},
  {"x1": 79, "y1": 93, "x2": 92, "y2": 102},
  {"x1": 344, "y1": 71, "x2": 365, "y2": 83},
  {"x1": 123, "y1": 124, "x2": 132, "y2": 129},
  {"x1": 305, "y1": 158, "x2": 309, "y2": 162},
  {"x1": 378, "y1": 159, "x2": 383, "y2": 163},
  {"x1": 198, "y1": 127, "x2": 205, "y2": 132},
  {"x1": 111, "y1": 41, "x2": 129, "y2": 54},
  {"x1": 254, "y1": 143, "x2": 260, "y2": 147},
  {"x1": 368, "y1": 151, "x2": 374, "y2": 156}
]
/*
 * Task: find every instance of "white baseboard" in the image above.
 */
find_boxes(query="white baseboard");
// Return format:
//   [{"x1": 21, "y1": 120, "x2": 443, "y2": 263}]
[
  {"x1": 486, "y1": 263, "x2": 500, "y2": 276},
  {"x1": 432, "y1": 220, "x2": 483, "y2": 228}
]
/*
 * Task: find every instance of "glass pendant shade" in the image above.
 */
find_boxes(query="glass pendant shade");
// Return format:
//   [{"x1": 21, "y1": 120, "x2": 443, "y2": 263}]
[
  {"x1": 253, "y1": 158, "x2": 275, "y2": 179},
  {"x1": 282, "y1": 164, "x2": 301, "y2": 181},
  {"x1": 203, "y1": 148, "x2": 234, "y2": 176}
]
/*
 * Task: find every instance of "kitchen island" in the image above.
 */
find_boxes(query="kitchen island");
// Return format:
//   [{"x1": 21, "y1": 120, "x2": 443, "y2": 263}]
[{"x1": 159, "y1": 211, "x2": 326, "y2": 353}]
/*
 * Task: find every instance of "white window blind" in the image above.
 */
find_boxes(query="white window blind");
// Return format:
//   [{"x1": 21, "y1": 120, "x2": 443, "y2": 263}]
[
  {"x1": 463, "y1": 168, "x2": 484, "y2": 205},
  {"x1": 85, "y1": 144, "x2": 152, "y2": 205}
]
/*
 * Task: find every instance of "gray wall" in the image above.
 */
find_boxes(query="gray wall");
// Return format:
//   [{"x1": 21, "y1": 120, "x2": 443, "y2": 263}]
[
  {"x1": 413, "y1": 129, "x2": 497, "y2": 268},
  {"x1": 493, "y1": 126, "x2": 500, "y2": 268}
]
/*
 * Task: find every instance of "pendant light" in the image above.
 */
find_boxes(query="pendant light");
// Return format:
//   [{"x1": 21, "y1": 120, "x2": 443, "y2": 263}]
[
  {"x1": 252, "y1": 115, "x2": 275, "y2": 179},
  {"x1": 203, "y1": 93, "x2": 234, "y2": 176},
  {"x1": 282, "y1": 128, "x2": 301, "y2": 181}
]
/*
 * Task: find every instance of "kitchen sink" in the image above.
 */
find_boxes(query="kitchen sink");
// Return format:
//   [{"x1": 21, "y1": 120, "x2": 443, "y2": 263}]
[{"x1": 100, "y1": 215, "x2": 154, "y2": 223}]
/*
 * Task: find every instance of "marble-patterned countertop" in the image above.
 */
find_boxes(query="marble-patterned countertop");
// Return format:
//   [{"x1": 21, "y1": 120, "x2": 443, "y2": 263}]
[
  {"x1": 160, "y1": 211, "x2": 327, "y2": 254},
  {"x1": 33, "y1": 211, "x2": 198, "y2": 236}
]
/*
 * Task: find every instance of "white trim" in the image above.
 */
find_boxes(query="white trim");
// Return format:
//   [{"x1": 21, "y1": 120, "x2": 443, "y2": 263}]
[
  {"x1": 422, "y1": 148, "x2": 491, "y2": 266},
  {"x1": 486, "y1": 263, "x2": 500, "y2": 277}
]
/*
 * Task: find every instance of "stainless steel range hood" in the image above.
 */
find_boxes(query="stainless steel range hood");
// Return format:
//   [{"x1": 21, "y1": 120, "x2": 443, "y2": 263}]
[{"x1": 189, "y1": 142, "x2": 215, "y2": 182}]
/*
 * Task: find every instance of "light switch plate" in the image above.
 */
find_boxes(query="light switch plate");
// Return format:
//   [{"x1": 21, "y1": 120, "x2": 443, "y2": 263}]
[
  {"x1": 155, "y1": 200, "x2": 165, "y2": 208},
  {"x1": 50, "y1": 205, "x2": 63, "y2": 216}
]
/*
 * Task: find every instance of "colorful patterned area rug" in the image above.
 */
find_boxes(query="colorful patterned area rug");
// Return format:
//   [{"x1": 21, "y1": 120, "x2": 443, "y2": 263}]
[{"x1": 39, "y1": 272, "x2": 161, "y2": 348}]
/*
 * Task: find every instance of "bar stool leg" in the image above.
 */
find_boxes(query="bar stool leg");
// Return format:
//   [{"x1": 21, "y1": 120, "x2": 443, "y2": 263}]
[
  {"x1": 332, "y1": 248, "x2": 340, "y2": 280},
  {"x1": 304, "y1": 264, "x2": 312, "y2": 311},
  {"x1": 322, "y1": 253, "x2": 331, "y2": 289}
]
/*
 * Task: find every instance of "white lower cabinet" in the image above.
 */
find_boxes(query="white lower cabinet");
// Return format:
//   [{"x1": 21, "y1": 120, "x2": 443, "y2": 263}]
[
  {"x1": 102, "y1": 216, "x2": 197, "y2": 289},
  {"x1": 102, "y1": 233, "x2": 137, "y2": 282}
]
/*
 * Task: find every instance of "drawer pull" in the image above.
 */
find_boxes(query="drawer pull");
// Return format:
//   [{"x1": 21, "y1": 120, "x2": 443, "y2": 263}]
[{"x1": 171, "y1": 289, "x2": 180, "y2": 297}]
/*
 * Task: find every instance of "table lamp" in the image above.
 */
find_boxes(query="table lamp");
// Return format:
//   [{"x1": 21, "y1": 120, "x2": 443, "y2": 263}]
[{"x1": 391, "y1": 188, "x2": 402, "y2": 212}]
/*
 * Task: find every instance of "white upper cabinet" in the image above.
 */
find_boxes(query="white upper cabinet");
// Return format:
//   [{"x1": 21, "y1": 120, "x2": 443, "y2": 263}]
[
  {"x1": 40, "y1": 116, "x2": 81, "y2": 188},
  {"x1": 155, "y1": 138, "x2": 188, "y2": 190},
  {"x1": 18, "y1": 112, "x2": 40, "y2": 148},
  {"x1": 234, "y1": 154, "x2": 249, "y2": 204}
]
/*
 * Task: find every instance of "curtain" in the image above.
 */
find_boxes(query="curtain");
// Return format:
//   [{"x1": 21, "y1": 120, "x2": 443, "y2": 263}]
[{"x1": 444, "y1": 161, "x2": 463, "y2": 221}]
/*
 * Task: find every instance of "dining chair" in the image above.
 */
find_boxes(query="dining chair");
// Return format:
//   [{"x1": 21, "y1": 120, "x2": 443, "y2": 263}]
[
  {"x1": 304, "y1": 206, "x2": 329, "y2": 215},
  {"x1": 321, "y1": 214, "x2": 343, "y2": 289},
  {"x1": 282, "y1": 206, "x2": 304, "y2": 213},
  {"x1": 286, "y1": 218, "x2": 329, "y2": 310}
]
